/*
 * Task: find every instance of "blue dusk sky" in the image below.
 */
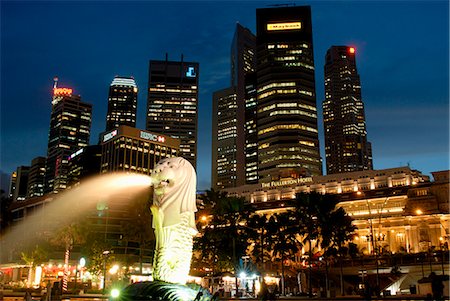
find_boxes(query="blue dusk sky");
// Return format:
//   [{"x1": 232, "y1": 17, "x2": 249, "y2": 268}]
[{"x1": 1, "y1": 1, "x2": 449, "y2": 191}]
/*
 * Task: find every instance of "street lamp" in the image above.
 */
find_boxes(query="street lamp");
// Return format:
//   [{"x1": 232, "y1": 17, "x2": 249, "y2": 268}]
[
  {"x1": 75, "y1": 257, "x2": 86, "y2": 292},
  {"x1": 102, "y1": 250, "x2": 111, "y2": 294},
  {"x1": 361, "y1": 193, "x2": 390, "y2": 292}
]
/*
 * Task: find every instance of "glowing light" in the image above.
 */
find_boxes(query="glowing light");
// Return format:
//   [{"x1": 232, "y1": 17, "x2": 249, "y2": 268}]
[
  {"x1": 111, "y1": 289, "x2": 120, "y2": 298},
  {"x1": 416, "y1": 209, "x2": 423, "y2": 215},
  {"x1": 34, "y1": 266, "x2": 43, "y2": 286},
  {"x1": 239, "y1": 272, "x2": 247, "y2": 279},
  {"x1": 79, "y1": 257, "x2": 86, "y2": 268},
  {"x1": 53, "y1": 87, "x2": 73, "y2": 96},
  {"x1": 349, "y1": 47, "x2": 356, "y2": 54},
  {"x1": 109, "y1": 264, "x2": 119, "y2": 274},
  {"x1": 201, "y1": 215, "x2": 207, "y2": 222},
  {"x1": 267, "y1": 22, "x2": 302, "y2": 31}
]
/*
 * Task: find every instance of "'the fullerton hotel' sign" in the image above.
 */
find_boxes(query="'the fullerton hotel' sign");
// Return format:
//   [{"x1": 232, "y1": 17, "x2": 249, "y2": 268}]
[{"x1": 262, "y1": 177, "x2": 313, "y2": 188}]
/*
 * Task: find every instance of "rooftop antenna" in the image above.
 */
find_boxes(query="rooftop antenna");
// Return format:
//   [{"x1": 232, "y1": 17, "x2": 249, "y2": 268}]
[{"x1": 53, "y1": 76, "x2": 58, "y2": 89}]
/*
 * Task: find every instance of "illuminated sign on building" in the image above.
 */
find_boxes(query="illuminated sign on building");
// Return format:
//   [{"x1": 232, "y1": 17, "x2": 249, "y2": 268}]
[
  {"x1": 103, "y1": 130, "x2": 118, "y2": 142},
  {"x1": 261, "y1": 177, "x2": 313, "y2": 188},
  {"x1": 68, "y1": 148, "x2": 84, "y2": 160},
  {"x1": 185, "y1": 67, "x2": 197, "y2": 78},
  {"x1": 267, "y1": 22, "x2": 302, "y2": 31},
  {"x1": 140, "y1": 131, "x2": 166, "y2": 143},
  {"x1": 53, "y1": 88, "x2": 73, "y2": 96}
]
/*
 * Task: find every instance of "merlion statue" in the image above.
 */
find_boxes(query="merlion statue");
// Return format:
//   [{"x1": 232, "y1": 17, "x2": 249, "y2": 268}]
[{"x1": 150, "y1": 157, "x2": 198, "y2": 285}]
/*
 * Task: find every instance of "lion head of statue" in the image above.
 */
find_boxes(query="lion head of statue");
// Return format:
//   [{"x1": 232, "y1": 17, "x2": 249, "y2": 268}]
[{"x1": 150, "y1": 157, "x2": 197, "y2": 230}]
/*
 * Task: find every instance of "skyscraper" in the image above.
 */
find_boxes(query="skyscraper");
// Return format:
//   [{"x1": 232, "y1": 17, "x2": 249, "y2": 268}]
[
  {"x1": 12, "y1": 166, "x2": 29, "y2": 202},
  {"x1": 212, "y1": 88, "x2": 237, "y2": 189},
  {"x1": 256, "y1": 6, "x2": 322, "y2": 182},
  {"x1": 26, "y1": 156, "x2": 46, "y2": 199},
  {"x1": 100, "y1": 125, "x2": 179, "y2": 174},
  {"x1": 323, "y1": 46, "x2": 373, "y2": 174},
  {"x1": 45, "y1": 80, "x2": 92, "y2": 193},
  {"x1": 146, "y1": 56, "x2": 199, "y2": 169},
  {"x1": 212, "y1": 24, "x2": 256, "y2": 189},
  {"x1": 105, "y1": 76, "x2": 138, "y2": 131}
]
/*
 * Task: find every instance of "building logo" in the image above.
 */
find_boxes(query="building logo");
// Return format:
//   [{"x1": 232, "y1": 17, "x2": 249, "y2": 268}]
[
  {"x1": 185, "y1": 67, "x2": 197, "y2": 78},
  {"x1": 103, "y1": 130, "x2": 118, "y2": 142},
  {"x1": 140, "y1": 131, "x2": 166, "y2": 143},
  {"x1": 267, "y1": 22, "x2": 302, "y2": 31}
]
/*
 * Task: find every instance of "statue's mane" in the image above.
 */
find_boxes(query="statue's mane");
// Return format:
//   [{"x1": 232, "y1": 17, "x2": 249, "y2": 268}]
[{"x1": 154, "y1": 157, "x2": 197, "y2": 229}]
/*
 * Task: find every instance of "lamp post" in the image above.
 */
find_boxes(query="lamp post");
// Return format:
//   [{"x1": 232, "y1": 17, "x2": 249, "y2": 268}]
[
  {"x1": 102, "y1": 250, "x2": 110, "y2": 294},
  {"x1": 360, "y1": 192, "x2": 389, "y2": 291}
]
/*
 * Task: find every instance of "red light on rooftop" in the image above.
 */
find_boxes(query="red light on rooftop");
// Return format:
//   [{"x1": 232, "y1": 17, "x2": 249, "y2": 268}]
[
  {"x1": 53, "y1": 87, "x2": 73, "y2": 96},
  {"x1": 349, "y1": 47, "x2": 356, "y2": 54}
]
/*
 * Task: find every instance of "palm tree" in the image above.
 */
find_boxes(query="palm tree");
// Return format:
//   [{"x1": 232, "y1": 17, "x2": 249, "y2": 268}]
[
  {"x1": 293, "y1": 192, "x2": 339, "y2": 298},
  {"x1": 269, "y1": 212, "x2": 300, "y2": 296},
  {"x1": 195, "y1": 189, "x2": 250, "y2": 296},
  {"x1": 50, "y1": 222, "x2": 87, "y2": 291},
  {"x1": 320, "y1": 207, "x2": 356, "y2": 296},
  {"x1": 294, "y1": 192, "x2": 356, "y2": 297},
  {"x1": 246, "y1": 213, "x2": 270, "y2": 272}
]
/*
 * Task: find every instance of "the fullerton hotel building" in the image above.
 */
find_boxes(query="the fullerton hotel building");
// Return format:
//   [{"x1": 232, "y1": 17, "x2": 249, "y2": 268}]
[{"x1": 224, "y1": 167, "x2": 449, "y2": 254}]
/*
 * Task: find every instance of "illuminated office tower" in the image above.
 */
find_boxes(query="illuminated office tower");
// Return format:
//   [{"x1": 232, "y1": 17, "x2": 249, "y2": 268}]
[
  {"x1": 244, "y1": 72, "x2": 258, "y2": 184},
  {"x1": 232, "y1": 23, "x2": 257, "y2": 186},
  {"x1": 212, "y1": 24, "x2": 256, "y2": 189},
  {"x1": 100, "y1": 125, "x2": 179, "y2": 174},
  {"x1": 45, "y1": 81, "x2": 92, "y2": 193},
  {"x1": 323, "y1": 46, "x2": 373, "y2": 174},
  {"x1": 26, "y1": 156, "x2": 46, "y2": 199},
  {"x1": 146, "y1": 56, "x2": 199, "y2": 169},
  {"x1": 105, "y1": 76, "x2": 138, "y2": 131},
  {"x1": 212, "y1": 88, "x2": 237, "y2": 189},
  {"x1": 256, "y1": 6, "x2": 322, "y2": 182}
]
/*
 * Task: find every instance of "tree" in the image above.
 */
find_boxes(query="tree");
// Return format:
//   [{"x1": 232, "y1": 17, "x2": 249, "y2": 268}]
[
  {"x1": 268, "y1": 212, "x2": 300, "y2": 296},
  {"x1": 21, "y1": 244, "x2": 49, "y2": 287},
  {"x1": 321, "y1": 207, "x2": 356, "y2": 295},
  {"x1": 194, "y1": 189, "x2": 250, "y2": 295},
  {"x1": 293, "y1": 192, "x2": 339, "y2": 298},
  {"x1": 50, "y1": 222, "x2": 87, "y2": 291}
]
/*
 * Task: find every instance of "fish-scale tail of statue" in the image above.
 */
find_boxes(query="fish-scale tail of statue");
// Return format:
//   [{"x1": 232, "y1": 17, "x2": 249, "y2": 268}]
[{"x1": 153, "y1": 212, "x2": 194, "y2": 284}]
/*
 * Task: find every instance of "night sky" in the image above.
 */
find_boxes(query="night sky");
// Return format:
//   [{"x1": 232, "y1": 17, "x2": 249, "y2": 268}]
[{"x1": 1, "y1": 1, "x2": 449, "y2": 191}]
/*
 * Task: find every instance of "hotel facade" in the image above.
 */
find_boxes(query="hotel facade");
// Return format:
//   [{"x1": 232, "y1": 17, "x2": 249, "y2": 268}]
[{"x1": 225, "y1": 167, "x2": 449, "y2": 254}]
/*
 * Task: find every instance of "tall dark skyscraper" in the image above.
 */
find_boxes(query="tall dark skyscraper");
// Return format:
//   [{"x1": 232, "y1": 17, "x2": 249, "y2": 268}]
[
  {"x1": 212, "y1": 24, "x2": 256, "y2": 189},
  {"x1": 12, "y1": 166, "x2": 29, "y2": 202},
  {"x1": 105, "y1": 76, "x2": 138, "y2": 131},
  {"x1": 323, "y1": 46, "x2": 373, "y2": 174},
  {"x1": 146, "y1": 56, "x2": 199, "y2": 169},
  {"x1": 26, "y1": 156, "x2": 46, "y2": 199},
  {"x1": 256, "y1": 6, "x2": 322, "y2": 182},
  {"x1": 45, "y1": 80, "x2": 92, "y2": 193}
]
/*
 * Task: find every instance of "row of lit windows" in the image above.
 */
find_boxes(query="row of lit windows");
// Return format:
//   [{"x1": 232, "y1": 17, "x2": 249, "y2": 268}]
[
  {"x1": 269, "y1": 110, "x2": 317, "y2": 118},
  {"x1": 257, "y1": 82, "x2": 296, "y2": 93},
  {"x1": 258, "y1": 124, "x2": 318, "y2": 135},
  {"x1": 149, "y1": 88, "x2": 197, "y2": 93},
  {"x1": 258, "y1": 89, "x2": 297, "y2": 100}
]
